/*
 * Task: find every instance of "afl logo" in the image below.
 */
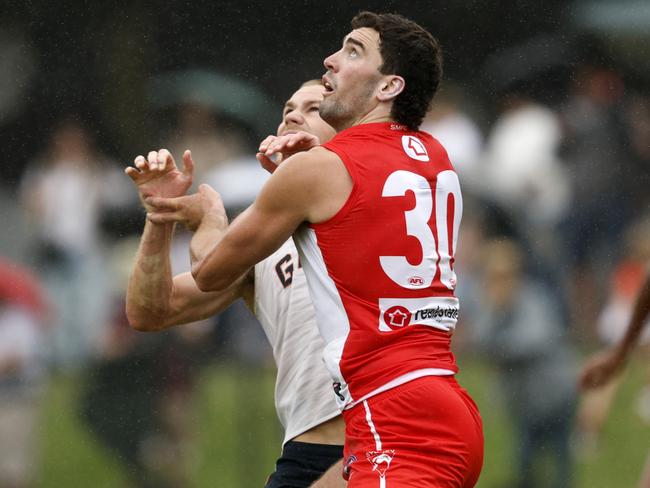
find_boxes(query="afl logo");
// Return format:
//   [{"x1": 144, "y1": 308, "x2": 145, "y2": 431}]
[
  {"x1": 401, "y1": 135, "x2": 429, "y2": 161},
  {"x1": 408, "y1": 276, "x2": 425, "y2": 286},
  {"x1": 383, "y1": 306, "x2": 411, "y2": 329}
]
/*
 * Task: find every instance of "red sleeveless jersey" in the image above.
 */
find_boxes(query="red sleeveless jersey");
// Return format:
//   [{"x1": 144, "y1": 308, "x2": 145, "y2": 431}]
[{"x1": 293, "y1": 122, "x2": 463, "y2": 409}]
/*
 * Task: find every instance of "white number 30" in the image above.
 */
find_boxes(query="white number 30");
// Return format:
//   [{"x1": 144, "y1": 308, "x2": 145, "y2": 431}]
[{"x1": 379, "y1": 170, "x2": 462, "y2": 290}]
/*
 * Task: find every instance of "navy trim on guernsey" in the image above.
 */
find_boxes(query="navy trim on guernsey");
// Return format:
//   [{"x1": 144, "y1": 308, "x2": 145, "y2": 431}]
[{"x1": 265, "y1": 441, "x2": 343, "y2": 488}]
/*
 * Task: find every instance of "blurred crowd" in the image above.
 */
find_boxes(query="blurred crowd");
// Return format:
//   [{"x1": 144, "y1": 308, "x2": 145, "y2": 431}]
[{"x1": 1, "y1": 45, "x2": 650, "y2": 488}]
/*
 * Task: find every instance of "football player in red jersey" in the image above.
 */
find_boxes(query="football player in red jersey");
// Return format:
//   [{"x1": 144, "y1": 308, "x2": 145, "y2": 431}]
[{"x1": 146, "y1": 12, "x2": 483, "y2": 487}]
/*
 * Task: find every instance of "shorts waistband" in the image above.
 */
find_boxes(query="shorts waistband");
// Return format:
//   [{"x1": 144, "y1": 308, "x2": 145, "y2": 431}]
[{"x1": 282, "y1": 440, "x2": 344, "y2": 461}]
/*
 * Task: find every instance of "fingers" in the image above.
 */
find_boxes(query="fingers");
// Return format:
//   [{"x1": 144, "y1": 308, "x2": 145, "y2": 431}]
[
  {"x1": 126, "y1": 149, "x2": 181, "y2": 180},
  {"x1": 124, "y1": 166, "x2": 140, "y2": 182},
  {"x1": 182, "y1": 149, "x2": 195, "y2": 178},
  {"x1": 145, "y1": 195, "x2": 182, "y2": 212},
  {"x1": 258, "y1": 135, "x2": 277, "y2": 154},
  {"x1": 124, "y1": 155, "x2": 148, "y2": 183},
  {"x1": 147, "y1": 211, "x2": 182, "y2": 225},
  {"x1": 157, "y1": 148, "x2": 174, "y2": 171},
  {"x1": 286, "y1": 132, "x2": 316, "y2": 148},
  {"x1": 265, "y1": 135, "x2": 289, "y2": 155},
  {"x1": 262, "y1": 132, "x2": 319, "y2": 157},
  {"x1": 256, "y1": 152, "x2": 278, "y2": 174},
  {"x1": 147, "y1": 150, "x2": 159, "y2": 170},
  {"x1": 134, "y1": 154, "x2": 148, "y2": 171},
  {"x1": 137, "y1": 149, "x2": 175, "y2": 171}
]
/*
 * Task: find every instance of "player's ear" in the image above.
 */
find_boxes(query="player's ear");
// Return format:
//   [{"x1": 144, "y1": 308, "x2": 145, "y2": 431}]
[{"x1": 377, "y1": 75, "x2": 405, "y2": 102}]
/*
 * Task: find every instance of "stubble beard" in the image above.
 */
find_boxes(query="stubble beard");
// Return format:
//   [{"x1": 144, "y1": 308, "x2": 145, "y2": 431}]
[
  {"x1": 319, "y1": 97, "x2": 352, "y2": 133},
  {"x1": 319, "y1": 83, "x2": 377, "y2": 132}
]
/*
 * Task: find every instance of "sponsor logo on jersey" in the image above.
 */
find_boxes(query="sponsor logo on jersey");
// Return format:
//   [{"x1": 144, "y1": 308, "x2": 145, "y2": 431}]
[
  {"x1": 366, "y1": 449, "x2": 395, "y2": 478},
  {"x1": 383, "y1": 306, "x2": 411, "y2": 329},
  {"x1": 401, "y1": 135, "x2": 429, "y2": 161},
  {"x1": 378, "y1": 297, "x2": 459, "y2": 332}
]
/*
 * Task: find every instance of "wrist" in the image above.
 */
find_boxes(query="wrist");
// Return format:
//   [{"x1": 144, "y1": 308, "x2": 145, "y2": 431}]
[{"x1": 202, "y1": 208, "x2": 228, "y2": 230}]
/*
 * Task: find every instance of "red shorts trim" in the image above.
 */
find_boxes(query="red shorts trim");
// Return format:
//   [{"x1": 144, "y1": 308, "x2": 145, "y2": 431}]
[{"x1": 342, "y1": 376, "x2": 483, "y2": 487}]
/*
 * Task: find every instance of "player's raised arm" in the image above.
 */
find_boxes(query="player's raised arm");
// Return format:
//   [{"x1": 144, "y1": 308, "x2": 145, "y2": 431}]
[
  {"x1": 125, "y1": 149, "x2": 250, "y2": 330},
  {"x1": 147, "y1": 147, "x2": 351, "y2": 293},
  {"x1": 193, "y1": 147, "x2": 350, "y2": 292}
]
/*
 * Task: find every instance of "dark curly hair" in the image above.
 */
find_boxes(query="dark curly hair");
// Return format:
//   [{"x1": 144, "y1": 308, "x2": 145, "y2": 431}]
[{"x1": 351, "y1": 11, "x2": 443, "y2": 131}]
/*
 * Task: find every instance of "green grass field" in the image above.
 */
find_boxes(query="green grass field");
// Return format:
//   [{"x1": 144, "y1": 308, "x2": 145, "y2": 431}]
[{"x1": 36, "y1": 357, "x2": 649, "y2": 487}]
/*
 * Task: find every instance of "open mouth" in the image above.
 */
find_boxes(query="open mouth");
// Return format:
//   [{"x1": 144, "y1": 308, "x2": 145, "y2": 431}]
[{"x1": 322, "y1": 76, "x2": 334, "y2": 94}]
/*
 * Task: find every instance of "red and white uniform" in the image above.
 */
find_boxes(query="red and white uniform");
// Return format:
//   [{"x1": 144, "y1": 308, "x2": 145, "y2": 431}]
[
  {"x1": 294, "y1": 122, "x2": 483, "y2": 486},
  {"x1": 294, "y1": 122, "x2": 463, "y2": 409}
]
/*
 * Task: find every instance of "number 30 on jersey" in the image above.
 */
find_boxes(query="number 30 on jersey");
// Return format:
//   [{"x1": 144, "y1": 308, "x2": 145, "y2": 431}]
[{"x1": 380, "y1": 169, "x2": 462, "y2": 291}]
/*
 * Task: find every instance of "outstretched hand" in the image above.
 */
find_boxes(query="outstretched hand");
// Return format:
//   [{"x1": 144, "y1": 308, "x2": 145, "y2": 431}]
[
  {"x1": 579, "y1": 349, "x2": 626, "y2": 390},
  {"x1": 145, "y1": 184, "x2": 227, "y2": 232},
  {"x1": 125, "y1": 149, "x2": 195, "y2": 212},
  {"x1": 256, "y1": 131, "x2": 320, "y2": 173}
]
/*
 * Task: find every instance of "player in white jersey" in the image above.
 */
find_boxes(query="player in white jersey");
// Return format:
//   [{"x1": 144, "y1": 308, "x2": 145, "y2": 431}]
[{"x1": 125, "y1": 81, "x2": 346, "y2": 487}]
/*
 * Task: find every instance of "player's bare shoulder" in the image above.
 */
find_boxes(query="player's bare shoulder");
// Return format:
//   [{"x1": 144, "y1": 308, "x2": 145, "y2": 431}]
[
  {"x1": 270, "y1": 146, "x2": 352, "y2": 224},
  {"x1": 276, "y1": 145, "x2": 344, "y2": 173}
]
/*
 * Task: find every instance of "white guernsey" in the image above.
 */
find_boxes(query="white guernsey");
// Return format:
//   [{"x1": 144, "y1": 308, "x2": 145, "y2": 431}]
[{"x1": 255, "y1": 239, "x2": 340, "y2": 444}]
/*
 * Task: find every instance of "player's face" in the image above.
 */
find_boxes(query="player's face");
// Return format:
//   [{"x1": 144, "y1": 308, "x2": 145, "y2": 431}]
[
  {"x1": 277, "y1": 85, "x2": 336, "y2": 143},
  {"x1": 320, "y1": 27, "x2": 384, "y2": 130}
]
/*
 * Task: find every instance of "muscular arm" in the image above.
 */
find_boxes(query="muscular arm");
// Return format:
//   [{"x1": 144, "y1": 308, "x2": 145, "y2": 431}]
[
  {"x1": 188, "y1": 148, "x2": 352, "y2": 292},
  {"x1": 580, "y1": 273, "x2": 650, "y2": 389},
  {"x1": 124, "y1": 149, "x2": 251, "y2": 331},
  {"x1": 125, "y1": 219, "x2": 251, "y2": 331}
]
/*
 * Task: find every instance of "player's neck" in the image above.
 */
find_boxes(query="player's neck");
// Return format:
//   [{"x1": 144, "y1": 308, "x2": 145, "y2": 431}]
[{"x1": 342, "y1": 106, "x2": 394, "y2": 131}]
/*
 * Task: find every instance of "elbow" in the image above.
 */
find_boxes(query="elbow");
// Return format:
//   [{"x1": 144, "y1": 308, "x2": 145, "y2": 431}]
[
  {"x1": 192, "y1": 261, "x2": 230, "y2": 292},
  {"x1": 125, "y1": 305, "x2": 167, "y2": 332}
]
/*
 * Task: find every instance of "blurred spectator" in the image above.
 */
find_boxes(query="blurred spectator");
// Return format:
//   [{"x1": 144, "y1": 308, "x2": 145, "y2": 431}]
[
  {"x1": 167, "y1": 103, "x2": 250, "y2": 189},
  {"x1": 19, "y1": 117, "x2": 129, "y2": 369},
  {"x1": 472, "y1": 238, "x2": 577, "y2": 488},
  {"x1": 481, "y1": 90, "x2": 570, "y2": 225},
  {"x1": 0, "y1": 258, "x2": 48, "y2": 487},
  {"x1": 480, "y1": 88, "x2": 571, "y2": 260},
  {"x1": 559, "y1": 65, "x2": 635, "y2": 332},
  {"x1": 421, "y1": 83, "x2": 484, "y2": 191}
]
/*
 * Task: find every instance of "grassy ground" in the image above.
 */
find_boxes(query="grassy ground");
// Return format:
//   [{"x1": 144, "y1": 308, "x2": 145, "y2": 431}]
[{"x1": 36, "y1": 357, "x2": 649, "y2": 487}]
